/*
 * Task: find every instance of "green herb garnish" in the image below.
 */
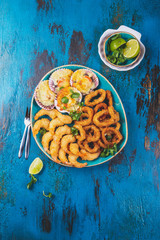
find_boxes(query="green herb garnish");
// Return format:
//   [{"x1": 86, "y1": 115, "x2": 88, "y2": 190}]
[
  {"x1": 78, "y1": 102, "x2": 84, "y2": 107},
  {"x1": 43, "y1": 191, "x2": 52, "y2": 198},
  {"x1": 71, "y1": 127, "x2": 79, "y2": 136},
  {"x1": 59, "y1": 86, "x2": 64, "y2": 90},
  {"x1": 107, "y1": 55, "x2": 116, "y2": 64},
  {"x1": 69, "y1": 111, "x2": 82, "y2": 121},
  {"x1": 100, "y1": 144, "x2": 117, "y2": 158},
  {"x1": 110, "y1": 34, "x2": 121, "y2": 41},
  {"x1": 71, "y1": 92, "x2": 80, "y2": 99},
  {"x1": 70, "y1": 89, "x2": 74, "y2": 93},
  {"x1": 61, "y1": 97, "x2": 69, "y2": 104},
  {"x1": 27, "y1": 174, "x2": 37, "y2": 189},
  {"x1": 63, "y1": 106, "x2": 67, "y2": 110},
  {"x1": 39, "y1": 128, "x2": 47, "y2": 135}
]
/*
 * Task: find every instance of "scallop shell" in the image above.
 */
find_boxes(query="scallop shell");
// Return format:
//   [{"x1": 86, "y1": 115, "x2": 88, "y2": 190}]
[
  {"x1": 70, "y1": 69, "x2": 99, "y2": 95},
  {"x1": 49, "y1": 68, "x2": 73, "y2": 93},
  {"x1": 34, "y1": 80, "x2": 56, "y2": 110}
]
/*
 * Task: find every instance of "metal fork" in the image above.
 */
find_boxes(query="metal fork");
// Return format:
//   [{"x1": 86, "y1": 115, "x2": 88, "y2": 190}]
[{"x1": 18, "y1": 107, "x2": 31, "y2": 159}]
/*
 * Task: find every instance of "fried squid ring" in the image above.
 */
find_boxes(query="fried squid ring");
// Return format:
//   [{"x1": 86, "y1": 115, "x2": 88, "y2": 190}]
[
  {"x1": 93, "y1": 109, "x2": 115, "y2": 127},
  {"x1": 32, "y1": 118, "x2": 50, "y2": 137},
  {"x1": 68, "y1": 154, "x2": 87, "y2": 168},
  {"x1": 77, "y1": 140, "x2": 85, "y2": 150},
  {"x1": 42, "y1": 132, "x2": 53, "y2": 154},
  {"x1": 79, "y1": 113, "x2": 89, "y2": 121},
  {"x1": 106, "y1": 90, "x2": 113, "y2": 106},
  {"x1": 58, "y1": 148, "x2": 72, "y2": 166},
  {"x1": 98, "y1": 138, "x2": 108, "y2": 149},
  {"x1": 54, "y1": 125, "x2": 71, "y2": 143},
  {"x1": 61, "y1": 134, "x2": 76, "y2": 154},
  {"x1": 83, "y1": 140, "x2": 100, "y2": 153},
  {"x1": 73, "y1": 124, "x2": 86, "y2": 141},
  {"x1": 93, "y1": 107, "x2": 119, "y2": 127},
  {"x1": 110, "y1": 122, "x2": 121, "y2": 130},
  {"x1": 85, "y1": 89, "x2": 106, "y2": 107},
  {"x1": 80, "y1": 149, "x2": 100, "y2": 161},
  {"x1": 101, "y1": 127, "x2": 123, "y2": 146},
  {"x1": 94, "y1": 103, "x2": 108, "y2": 113},
  {"x1": 34, "y1": 109, "x2": 57, "y2": 120},
  {"x1": 108, "y1": 106, "x2": 119, "y2": 122},
  {"x1": 99, "y1": 122, "x2": 121, "y2": 132},
  {"x1": 49, "y1": 118, "x2": 64, "y2": 134},
  {"x1": 84, "y1": 125, "x2": 100, "y2": 142},
  {"x1": 75, "y1": 106, "x2": 93, "y2": 126}
]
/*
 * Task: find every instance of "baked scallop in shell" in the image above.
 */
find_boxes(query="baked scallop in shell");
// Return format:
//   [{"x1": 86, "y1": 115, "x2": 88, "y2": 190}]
[
  {"x1": 34, "y1": 80, "x2": 56, "y2": 110},
  {"x1": 49, "y1": 68, "x2": 73, "y2": 93},
  {"x1": 55, "y1": 87, "x2": 82, "y2": 113},
  {"x1": 70, "y1": 69, "x2": 99, "y2": 95}
]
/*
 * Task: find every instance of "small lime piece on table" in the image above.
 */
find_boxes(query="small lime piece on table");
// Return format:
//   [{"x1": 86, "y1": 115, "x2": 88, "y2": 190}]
[
  {"x1": 29, "y1": 157, "x2": 43, "y2": 175},
  {"x1": 110, "y1": 38, "x2": 126, "y2": 52},
  {"x1": 123, "y1": 39, "x2": 140, "y2": 59}
]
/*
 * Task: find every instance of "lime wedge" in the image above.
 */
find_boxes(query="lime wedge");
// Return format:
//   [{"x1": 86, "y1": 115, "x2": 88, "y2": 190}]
[
  {"x1": 123, "y1": 39, "x2": 140, "y2": 59},
  {"x1": 110, "y1": 38, "x2": 126, "y2": 52},
  {"x1": 29, "y1": 157, "x2": 43, "y2": 175}
]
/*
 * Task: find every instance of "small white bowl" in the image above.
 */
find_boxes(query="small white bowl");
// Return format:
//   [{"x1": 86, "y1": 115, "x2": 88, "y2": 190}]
[{"x1": 98, "y1": 25, "x2": 145, "y2": 71}]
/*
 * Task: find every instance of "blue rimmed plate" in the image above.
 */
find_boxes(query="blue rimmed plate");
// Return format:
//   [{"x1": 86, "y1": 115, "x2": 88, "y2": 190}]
[{"x1": 30, "y1": 64, "x2": 128, "y2": 167}]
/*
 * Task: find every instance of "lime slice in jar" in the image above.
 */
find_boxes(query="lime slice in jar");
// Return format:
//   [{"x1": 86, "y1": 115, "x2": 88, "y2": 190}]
[
  {"x1": 110, "y1": 38, "x2": 126, "y2": 52},
  {"x1": 29, "y1": 157, "x2": 43, "y2": 175},
  {"x1": 123, "y1": 39, "x2": 140, "y2": 59}
]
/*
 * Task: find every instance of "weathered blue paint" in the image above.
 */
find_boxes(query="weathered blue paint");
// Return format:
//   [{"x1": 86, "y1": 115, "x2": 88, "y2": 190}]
[{"x1": 0, "y1": 0, "x2": 160, "y2": 239}]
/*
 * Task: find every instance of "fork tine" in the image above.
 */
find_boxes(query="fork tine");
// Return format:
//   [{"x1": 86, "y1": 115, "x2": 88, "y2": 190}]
[{"x1": 25, "y1": 107, "x2": 28, "y2": 118}]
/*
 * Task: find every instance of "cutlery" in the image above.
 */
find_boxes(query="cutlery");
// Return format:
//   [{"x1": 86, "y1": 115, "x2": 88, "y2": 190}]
[
  {"x1": 18, "y1": 107, "x2": 31, "y2": 159},
  {"x1": 25, "y1": 108, "x2": 31, "y2": 159}
]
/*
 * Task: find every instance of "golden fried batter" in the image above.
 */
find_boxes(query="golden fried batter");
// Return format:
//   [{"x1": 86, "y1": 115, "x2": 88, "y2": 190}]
[
  {"x1": 34, "y1": 109, "x2": 57, "y2": 120},
  {"x1": 61, "y1": 134, "x2": 76, "y2": 154},
  {"x1": 68, "y1": 154, "x2": 87, "y2": 168},
  {"x1": 54, "y1": 125, "x2": 71, "y2": 143},
  {"x1": 32, "y1": 118, "x2": 50, "y2": 137},
  {"x1": 42, "y1": 132, "x2": 53, "y2": 154},
  {"x1": 49, "y1": 118, "x2": 64, "y2": 134}
]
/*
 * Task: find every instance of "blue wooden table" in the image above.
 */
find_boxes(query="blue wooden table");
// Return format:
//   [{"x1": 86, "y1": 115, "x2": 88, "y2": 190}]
[{"x1": 0, "y1": 0, "x2": 160, "y2": 239}]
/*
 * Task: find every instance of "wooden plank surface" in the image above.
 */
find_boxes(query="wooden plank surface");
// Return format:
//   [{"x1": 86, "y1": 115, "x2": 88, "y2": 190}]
[{"x1": 0, "y1": 0, "x2": 160, "y2": 239}]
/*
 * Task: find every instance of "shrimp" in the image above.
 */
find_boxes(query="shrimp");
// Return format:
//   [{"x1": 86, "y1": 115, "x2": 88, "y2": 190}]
[
  {"x1": 69, "y1": 143, "x2": 81, "y2": 156},
  {"x1": 68, "y1": 154, "x2": 87, "y2": 168},
  {"x1": 50, "y1": 140, "x2": 61, "y2": 163},
  {"x1": 54, "y1": 125, "x2": 71, "y2": 143},
  {"x1": 80, "y1": 149, "x2": 100, "y2": 161},
  {"x1": 58, "y1": 148, "x2": 72, "y2": 166},
  {"x1": 32, "y1": 118, "x2": 50, "y2": 137},
  {"x1": 61, "y1": 134, "x2": 76, "y2": 154},
  {"x1": 34, "y1": 109, "x2": 57, "y2": 120},
  {"x1": 56, "y1": 111, "x2": 72, "y2": 124},
  {"x1": 42, "y1": 132, "x2": 53, "y2": 154},
  {"x1": 49, "y1": 118, "x2": 64, "y2": 134}
]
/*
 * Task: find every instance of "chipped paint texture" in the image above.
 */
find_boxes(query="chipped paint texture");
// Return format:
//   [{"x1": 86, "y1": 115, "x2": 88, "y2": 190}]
[{"x1": 0, "y1": 0, "x2": 160, "y2": 239}]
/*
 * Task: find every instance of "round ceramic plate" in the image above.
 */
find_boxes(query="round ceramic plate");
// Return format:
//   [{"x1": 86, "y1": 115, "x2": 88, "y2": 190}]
[{"x1": 30, "y1": 64, "x2": 128, "y2": 167}]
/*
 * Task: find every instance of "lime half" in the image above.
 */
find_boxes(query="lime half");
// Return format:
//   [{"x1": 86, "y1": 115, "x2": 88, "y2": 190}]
[
  {"x1": 110, "y1": 38, "x2": 126, "y2": 52},
  {"x1": 123, "y1": 39, "x2": 140, "y2": 59},
  {"x1": 29, "y1": 157, "x2": 43, "y2": 175}
]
